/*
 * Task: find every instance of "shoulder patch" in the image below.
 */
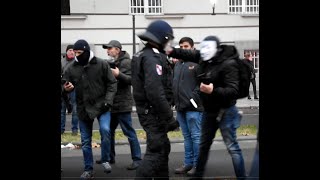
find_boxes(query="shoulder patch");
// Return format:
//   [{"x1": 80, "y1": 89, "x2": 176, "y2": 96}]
[{"x1": 156, "y1": 64, "x2": 162, "y2": 75}]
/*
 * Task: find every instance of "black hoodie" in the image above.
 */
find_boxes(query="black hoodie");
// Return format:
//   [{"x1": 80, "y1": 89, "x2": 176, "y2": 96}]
[{"x1": 169, "y1": 45, "x2": 240, "y2": 112}]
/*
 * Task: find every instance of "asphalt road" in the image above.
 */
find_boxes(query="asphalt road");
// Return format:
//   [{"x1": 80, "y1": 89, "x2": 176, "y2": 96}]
[
  {"x1": 63, "y1": 109, "x2": 259, "y2": 132},
  {"x1": 61, "y1": 139, "x2": 257, "y2": 179}
]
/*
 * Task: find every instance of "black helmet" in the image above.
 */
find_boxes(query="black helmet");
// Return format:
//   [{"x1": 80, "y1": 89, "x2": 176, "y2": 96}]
[{"x1": 137, "y1": 20, "x2": 174, "y2": 45}]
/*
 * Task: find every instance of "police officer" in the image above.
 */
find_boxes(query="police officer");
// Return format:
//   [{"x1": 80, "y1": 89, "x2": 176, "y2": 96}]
[{"x1": 131, "y1": 20, "x2": 179, "y2": 179}]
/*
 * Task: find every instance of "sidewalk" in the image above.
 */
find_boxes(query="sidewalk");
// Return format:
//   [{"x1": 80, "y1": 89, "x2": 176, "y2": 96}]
[{"x1": 62, "y1": 92, "x2": 259, "y2": 147}]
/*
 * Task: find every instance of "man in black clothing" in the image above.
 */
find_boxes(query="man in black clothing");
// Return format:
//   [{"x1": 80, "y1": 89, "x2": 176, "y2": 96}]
[
  {"x1": 243, "y1": 52, "x2": 258, "y2": 100},
  {"x1": 131, "y1": 20, "x2": 179, "y2": 180}
]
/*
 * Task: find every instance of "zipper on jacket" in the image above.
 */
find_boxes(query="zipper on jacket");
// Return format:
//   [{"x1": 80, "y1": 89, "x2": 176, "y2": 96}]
[{"x1": 177, "y1": 62, "x2": 184, "y2": 109}]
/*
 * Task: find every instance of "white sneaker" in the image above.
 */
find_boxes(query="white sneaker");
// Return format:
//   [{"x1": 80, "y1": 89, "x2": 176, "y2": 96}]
[{"x1": 102, "y1": 162, "x2": 112, "y2": 173}]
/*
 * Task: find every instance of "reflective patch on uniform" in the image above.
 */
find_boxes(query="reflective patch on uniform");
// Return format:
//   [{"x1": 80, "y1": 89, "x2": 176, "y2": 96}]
[
  {"x1": 152, "y1": 48, "x2": 160, "y2": 54},
  {"x1": 156, "y1": 64, "x2": 162, "y2": 75},
  {"x1": 189, "y1": 65, "x2": 194, "y2": 69}
]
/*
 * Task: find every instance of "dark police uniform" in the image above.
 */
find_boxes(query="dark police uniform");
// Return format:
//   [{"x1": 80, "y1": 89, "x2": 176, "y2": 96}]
[{"x1": 131, "y1": 45, "x2": 174, "y2": 179}]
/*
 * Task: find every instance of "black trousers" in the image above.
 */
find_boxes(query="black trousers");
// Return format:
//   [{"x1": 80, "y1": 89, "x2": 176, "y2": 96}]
[
  {"x1": 248, "y1": 78, "x2": 258, "y2": 98},
  {"x1": 135, "y1": 112, "x2": 171, "y2": 180}
]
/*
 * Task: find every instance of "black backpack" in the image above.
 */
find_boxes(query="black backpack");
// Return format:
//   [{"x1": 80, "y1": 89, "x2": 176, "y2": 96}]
[{"x1": 234, "y1": 58, "x2": 251, "y2": 99}]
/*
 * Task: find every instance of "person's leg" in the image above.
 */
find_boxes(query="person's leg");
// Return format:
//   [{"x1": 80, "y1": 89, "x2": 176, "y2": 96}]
[
  {"x1": 251, "y1": 78, "x2": 258, "y2": 99},
  {"x1": 78, "y1": 119, "x2": 94, "y2": 172},
  {"x1": 220, "y1": 105, "x2": 246, "y2": 179},
  {"x1": 70, "y1": 91, "x2": 79, "y2": 134},
  {"x1": 135, "y1": 113, "x2": 169, "y2": 179},
  {"x1": 109, "y1": 113, "x2": 119, "y2": 163},
  {"x1": 248, "y1": 143, "x2": 259, "y2": 179},
  {"x1": 193, "y1": 112, "x2": 219, "y2": 178},
  {"x1": 175, "y1": 111, "x2": 193, "y2": 173},
  {"x1": 61, "y1": 98, "x2": 67, "y2": 134},
  {"x1": 118, "y1": 112, "x2": 142, "y2": 163},
  {"x1": 98, "y1": 111, "x2": 112, "y2": 173},
  {"x1": 186, "y1": 111, "x2": 203, "y2": 168}
]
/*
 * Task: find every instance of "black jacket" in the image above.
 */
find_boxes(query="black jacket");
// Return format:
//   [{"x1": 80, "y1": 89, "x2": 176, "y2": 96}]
[
  {"x1": 169, "y1": 45, "x2": 240, "y2": 112},
  {"x1": 131, "y1": 45, "x2": 173, "y2": 121},
  {"x1": 243, "y1": 58, "x2": 256, "y2": 79},
  {"x1": 172, "y1": 60, "x2": 204, "y2": 112},
  {"x1": 62, "y1": 54, "x2": 117, "y2": 121},
  {"x1": 110, "y1": 51, "x2": 133, "y2": 113}
]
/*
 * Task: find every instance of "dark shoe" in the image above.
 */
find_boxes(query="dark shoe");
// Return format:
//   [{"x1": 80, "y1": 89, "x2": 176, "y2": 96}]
[
  {"x1": 96, "y1": 159, "x2": 115, "y2": 164},
  {"x1": 187, "y1": 167, "x2": 196, "y2": 176},
  {"x1": 248, "y1": 96, "x2": 252, "y2": 100},
  {"x1": 127, "y1": 161, "x2": 141, "y2": 170},
  {"x1": 80, "y1": 171, "x2": 94, "y2": 180},
  {"x1": 254, "y1": 96, "x2": 259, "y2": 100},
  {"x1": 72, "y1": 131, "x2": 78, "y2": 136},
  {"x1": 174, "y1": 164, "x2": 193, "y2": 174}
]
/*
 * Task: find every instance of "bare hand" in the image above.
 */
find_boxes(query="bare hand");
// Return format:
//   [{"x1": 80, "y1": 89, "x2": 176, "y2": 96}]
[
  {"x1": 200, "y1": 83, "x2": 214, "y2": 94},
  {"x1": 64, "y1": 82, "x2": 74, "y2": 92},
  {"x1": 111, "y1": 67, "x2": 120, "y2": 77}
]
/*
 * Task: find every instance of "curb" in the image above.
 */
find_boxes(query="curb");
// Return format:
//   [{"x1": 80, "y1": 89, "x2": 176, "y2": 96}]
[{"x1": 61, "y1": 135, "x2": 257, "y2": 147}]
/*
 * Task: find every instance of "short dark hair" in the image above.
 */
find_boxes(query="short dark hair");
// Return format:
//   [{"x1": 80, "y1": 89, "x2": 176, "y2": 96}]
[
  {"x1": 179, "y1": 37, "x2": 194, "y2": 47},
  {"x1": 244, "y1": 52, "x2": 252, "y2": 58}
]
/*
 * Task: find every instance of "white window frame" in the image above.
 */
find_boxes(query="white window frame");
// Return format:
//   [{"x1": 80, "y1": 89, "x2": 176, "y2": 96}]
[
  {"x1": 244, "y1": 50, "x2": 259, "y2": 73},
  {"x1": 229, "y1": 0, "x2": 259, "y2": 15},
  {"x1": 129, "y1": 0, "x2": 163, "y2": 15}
]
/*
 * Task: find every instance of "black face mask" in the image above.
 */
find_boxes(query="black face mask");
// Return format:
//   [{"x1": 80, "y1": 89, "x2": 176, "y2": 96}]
[{"x1": 76, "y1": 50, "x2": 90, "y2": 66}]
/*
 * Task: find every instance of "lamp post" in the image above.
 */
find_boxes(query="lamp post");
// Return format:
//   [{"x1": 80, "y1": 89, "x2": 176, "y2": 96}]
[
  {"x1": 209, "y1": 0, "x2": 217, "y2": 15},
  {"x1": 132, "y1": 14, "x2": 136, "y2": 54}
]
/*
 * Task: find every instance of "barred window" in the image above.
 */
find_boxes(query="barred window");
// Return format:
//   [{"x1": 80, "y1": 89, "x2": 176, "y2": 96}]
[
  {"x1": 229, "y1": 0, "x2": 259, "y2": 14},
  {"x1": 244, "y1": 50, "x2": 259, "y2": 73},
  {"x1": 130, "y1": 0, "x2": 163, "y2": 15}
]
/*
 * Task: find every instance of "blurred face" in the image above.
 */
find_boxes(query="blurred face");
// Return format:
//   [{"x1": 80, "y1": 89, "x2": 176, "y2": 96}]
[
  {"x1": 248, "y1": 54, "x2": 253, "y2": 61},
  {"x1": 200, "y1": 41, "x2": 218, "y2": 61},
  {"x1": 107, "y1": 47, "x2": 120, "y2": 58},
  {"x1": 66, "y1": 49, "x2": 75, "y2": 59},
  {"x1": 179, "y1": 42, "x2": 194, "y2": 50}
]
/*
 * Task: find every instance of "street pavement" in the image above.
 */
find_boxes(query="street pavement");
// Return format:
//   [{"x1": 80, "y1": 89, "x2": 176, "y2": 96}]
[{"x1": 61, "y1": 139, "x2": 257, "y2": 179}]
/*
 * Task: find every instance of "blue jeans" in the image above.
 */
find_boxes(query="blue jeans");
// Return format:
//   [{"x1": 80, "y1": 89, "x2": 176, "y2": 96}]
[
  {"x1": 79, "y1": 111, "x2": 111, "y2": 171},
  {"x1": 176, "y1": 111, "x2": 203, "y2": 167},
  {"x1": 195, "y1": 105, "x2": 246, "y2": 179},
  {"x1": 61, "y1": 90, "x2": 79, "y2": 133},
  {"x1": 110, "y1": 112, "x2": 141, "y2": 162}
]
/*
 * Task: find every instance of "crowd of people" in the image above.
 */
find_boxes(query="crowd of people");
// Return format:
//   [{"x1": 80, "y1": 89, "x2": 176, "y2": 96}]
[{"x1": 61, "y1": 19, "x2": 259, "y2": 180}]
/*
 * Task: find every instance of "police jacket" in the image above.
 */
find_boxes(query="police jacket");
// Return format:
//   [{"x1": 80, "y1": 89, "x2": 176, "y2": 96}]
[
  {"x1": 169, "y1": 45, "x2": 240, "y2": 112},
  {"x1": 62, "y1": 52, "x2": 117, "y2": 121},
  {"x1": 110, "y1": 51, "x2": 134, "y2": 113},
  {"x1": 131, "y1": 45, "x2": 173, "y2": 121},
  {"x1": 172, "y1": 60, "x2": 204, "y2": 112}
]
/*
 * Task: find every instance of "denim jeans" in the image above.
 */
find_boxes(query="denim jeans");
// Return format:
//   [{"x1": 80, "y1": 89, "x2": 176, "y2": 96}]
[
  {"x1": 176, "y1": 111, "x2": 203, "y2": 167},
  {"x1": 110, "y1": 112, "x2": 141, "y2": 162},
  {"x1": 61, "y1": 90, "x2": 79, "y2": 133},
  {"x1": 79, "y1": 111, "x2": 111, "y2": 171},
  {"x1": 195, "y1": 105, "x2": 246, "y2": 179}
]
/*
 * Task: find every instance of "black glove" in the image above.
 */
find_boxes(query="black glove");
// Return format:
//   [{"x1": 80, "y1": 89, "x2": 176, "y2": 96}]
[
  {"x1": 102, "y1": 103, "x2": 111, "y2": 112},
  {"x1": 167, "y1": 117, "x2": 180, "y2": 132}
]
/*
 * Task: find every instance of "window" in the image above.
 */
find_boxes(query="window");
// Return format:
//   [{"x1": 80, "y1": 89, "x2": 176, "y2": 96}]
[
  {"x1": 229, "y1": 0, "x2": 259, "y2": 14},
  {"x1": 130, "y1": 0, "x2": 163, "y2": 15},
  {"x1": 61, "y1": 0, "x2": 70, "y2": 15},
  {"x1": 244, "y1": 50, "x2": 259, "y2": 73}
]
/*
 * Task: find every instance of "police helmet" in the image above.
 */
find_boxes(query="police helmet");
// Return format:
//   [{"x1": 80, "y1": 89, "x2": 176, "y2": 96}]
[{"x1": 137, "y1": 20, "x2": 174, "y2": 45}]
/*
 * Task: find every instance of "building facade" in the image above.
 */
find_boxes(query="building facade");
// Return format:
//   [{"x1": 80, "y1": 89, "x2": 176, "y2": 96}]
[{"x1": 61, "y1": 0, "x2": 259, "y2": 88}]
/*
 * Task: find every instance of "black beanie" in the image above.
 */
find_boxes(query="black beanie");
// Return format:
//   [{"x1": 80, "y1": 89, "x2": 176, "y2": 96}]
[
  {"x1": 203, "y1": 36, "x2": 220, "y2": 46},
  {"x1": 65, "y1": 45, "x2": 74, "y2": 52},
  {"x1": 73, "y1": 39, "x2": 90, "y2": 51}
]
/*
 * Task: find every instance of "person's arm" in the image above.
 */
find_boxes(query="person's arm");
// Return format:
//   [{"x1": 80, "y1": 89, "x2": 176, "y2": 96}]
[
  {"x1": 167, "y1": 47, "x2": 201, "y2": 63},
  {"x1": 103, "y1": 62, "x2": 118, "y2": 107},
  {"x1": 117, "y1": 58, "x2": 132, "y2": 85}
]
